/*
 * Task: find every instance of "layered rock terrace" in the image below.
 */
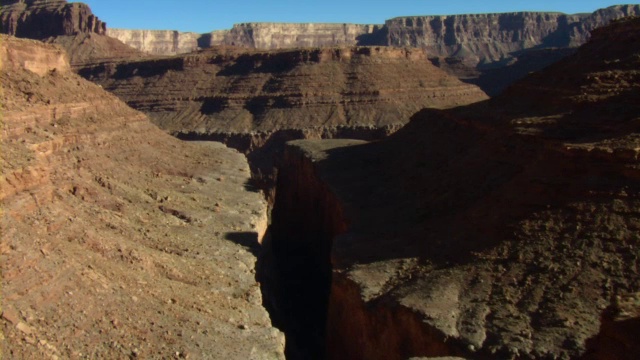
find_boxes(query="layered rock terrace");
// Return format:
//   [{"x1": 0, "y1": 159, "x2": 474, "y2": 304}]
[{"x1": 78, "y1": 45, "x2": 487, "y2": 197}]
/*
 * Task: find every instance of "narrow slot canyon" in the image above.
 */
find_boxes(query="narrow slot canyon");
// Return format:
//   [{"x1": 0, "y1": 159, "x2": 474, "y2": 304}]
[
  {"x1": 252, "y1": 140, "x2": 472, "y2": 360},
  {"x1": 257, "y1": 144, "x2": 347, "y2": 359}
]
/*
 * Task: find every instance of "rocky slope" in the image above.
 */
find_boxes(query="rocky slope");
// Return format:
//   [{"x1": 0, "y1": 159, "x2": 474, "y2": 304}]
[
  {"x1": 0, "y1": 35, "x2": 284, "y2": 359},
  {"x1": 0, "y1": 0, "x2": 144, "y2": 65},
  {"x1": 269, "y1": 16, "x2": 640, "y2": 360}
]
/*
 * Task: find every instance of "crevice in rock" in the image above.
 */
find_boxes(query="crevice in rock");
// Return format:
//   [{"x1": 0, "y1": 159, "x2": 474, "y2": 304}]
[{"x1": 261, "y1": 144, "x2": 349, "y2": 360}]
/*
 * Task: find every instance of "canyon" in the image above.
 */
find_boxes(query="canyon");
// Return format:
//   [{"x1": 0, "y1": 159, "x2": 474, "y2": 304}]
[
  {"x1": 104, "y1": 5, "x2": 640, "y2": 96},
  {"x1": 78, "y1": 45, "x2": 487, "y2": 198},
  {"x1": 268, "y1": 16, "x2": 640, "y2": 359},
  {"x1": 2, "y1": 0, "x2": 640, "y2": 359},
  {"x1": 0, "y1": 35, "x2": 284, "y2": 358}
]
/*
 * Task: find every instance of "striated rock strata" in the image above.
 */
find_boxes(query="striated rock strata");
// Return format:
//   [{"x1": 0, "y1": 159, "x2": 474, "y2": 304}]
[
  {"x1": 269, "y1": 17, "x2": 640, "y2": 359},
  {"x1": 102, "y1": 5, "x2": 639, "y2": 95},
  {"x1": 106, "y1": 28, "x2": 201, "y2": 56},
  {"x1": 206, "y1": 23, "x2": 385, "y2": 49},
  {"x1": 0, "y1": 35, "x2": 284, "y2": 359},
  {"x1": 387, "y1": 5, "x2": 635, "y2": 65},
  {"x1": 78, "y1": 45, "x2": 487, "y2": 196},
  {"x1": 106, "y1": 5, "x2": 638, "y2": 67}
]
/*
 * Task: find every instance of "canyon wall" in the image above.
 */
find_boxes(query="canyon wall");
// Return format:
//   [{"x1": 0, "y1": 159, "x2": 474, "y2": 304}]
[
  {"x1": 206, "y1": 22, "x2": 385, "y2": 49},
  {"x1": 0, "y1": 0, "x2": 144, "y2": 65},
  {"x1": 387, "y1": 4, "x2": 640, "y2": 65},
  {"x1": 0, "y1": 0, "x2": 106, "y2": 38},
  {"x1": 1, "y1": 34, "x2": 284, "y2": 359},
  {"x1": 105, "y1": 5, "x2": 639, "y2": 66},
  {"x1": 268, "y1": 16, "x2": 640, "y2": 359},
  {"x1": 106, "y1": 29, "x2": 200, "y2": 56}
]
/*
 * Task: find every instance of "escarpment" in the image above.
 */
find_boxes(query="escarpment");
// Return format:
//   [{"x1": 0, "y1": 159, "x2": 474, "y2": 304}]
[
  {"x1": 387, "y1": 5, "x2": 640, "y2": 66},
  {"x1": 79, "y1": 45, "x2": 487, "y2": 196},
  {"x1": 0, "y1": 0, "x2": 105, "y2": 38},
  {"x1": 102, "y1": 5, "x2": 639, "y2": 95},
  {"x1": 0, "y1": 0, "x2": 145, "y2": 65},
  {"x1": 1, "y1": 35, "x2": 284, "y2": 359},
  {"x1": 268, "y1": 16, "x2": 640, "y2": 359}
]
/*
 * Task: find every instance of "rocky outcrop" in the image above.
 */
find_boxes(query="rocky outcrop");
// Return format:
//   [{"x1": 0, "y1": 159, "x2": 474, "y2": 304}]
[
  {"x1": 1, "y1": 34, "x2": 284, "y2": 359},
  {"x1": 0, "y1": 0, "x2": 106, "y2": 38},
  {"x1": 268, "y1": 16, "x2": 640, "y2": 359},
  {"x1": 107, "y1": 29, "x2": 200, "y2": 56},
  {"x1": 0, "y1": 0, "x2": 145, "y2": 65}
]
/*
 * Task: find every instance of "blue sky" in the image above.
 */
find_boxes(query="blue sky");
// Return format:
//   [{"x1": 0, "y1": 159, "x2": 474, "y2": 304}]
[{"x1": 73, "y1": 1, "x2": 635, "y2": 33}]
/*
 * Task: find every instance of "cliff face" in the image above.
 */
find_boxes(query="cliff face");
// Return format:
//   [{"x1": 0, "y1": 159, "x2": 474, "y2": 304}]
[
  {"x1": 387, "y1": 4, "x2": 640, "y2": 65},
  {"x1": 0, "y1": 0, "x2": 106, "y2": 38},
  {"x1": 0, "y1": 0, "x2": 144, "y2": 65},
  {"x1": 1, "y1": 35, "x2": 284, "y2": 359},
  {"x1": 268, "y1": 16, "x2": 640, "y2": 359},
  {"x1": 104, "y1": 5, "x2": 639, "y2": 65},
  {"x1": 107, "y1": 29, "x2": 200, "y2": 56},
  {"x1": 206, "y1": 22, "x2": 385, "y2": 49}
]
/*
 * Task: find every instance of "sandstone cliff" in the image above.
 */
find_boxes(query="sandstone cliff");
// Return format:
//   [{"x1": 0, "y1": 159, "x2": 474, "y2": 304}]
[
  {"x1": 0, "y1": 0, "x2": 105, "y2": 38},
  {"x1": 268, "y1": 16, "x2": 640, "y2": 359},
  {"x1": 100, "y1": 5, "x2": 640, "y2": 95},
  {"x1": 1, "y1": 35, "x2": 284, "y2": 359},
  {"x1": 206, "y1": 22, "x2": 385, "y2": 49},
  {"x1": 107, "y1": 28, "x2": 200, "y2": 56},
  {"x1": 0, "y1": 0, "x2": 144, "y2": 65},
  {"x1": 388, "y1": 4, "x2": 640, "y2": 66},
  {"x1": 105, "y1": 5, "x2": 638, "y2": 66}
]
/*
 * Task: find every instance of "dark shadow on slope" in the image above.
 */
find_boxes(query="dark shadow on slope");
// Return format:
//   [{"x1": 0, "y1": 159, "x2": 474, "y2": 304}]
[
  {"x1": 224, "y1": 232, "x2": 261, "y2": 257},
  {"x1": 355, "y1": 26, "x2": 388, "y2": 46}
]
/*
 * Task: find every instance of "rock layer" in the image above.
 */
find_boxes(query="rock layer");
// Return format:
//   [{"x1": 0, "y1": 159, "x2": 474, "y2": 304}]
[
  {"x1": 269, "y1": 16, "x2": 640, "y2": 359},
  {"x1": 387, "y1": 5, "x2": 640, "y2": 66},
  {"x1": 207, "y1": 22, "x2": 385, "y2": 49},
  {"x1": 106, "y1": 5, "x2": 638, "y2": 67},
  {"x1": 1, "y1": 35, "x2": 284, "y2": 359},
  {"x1": 106, "y1": 28, "x2": 201, "y2": 56}
]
